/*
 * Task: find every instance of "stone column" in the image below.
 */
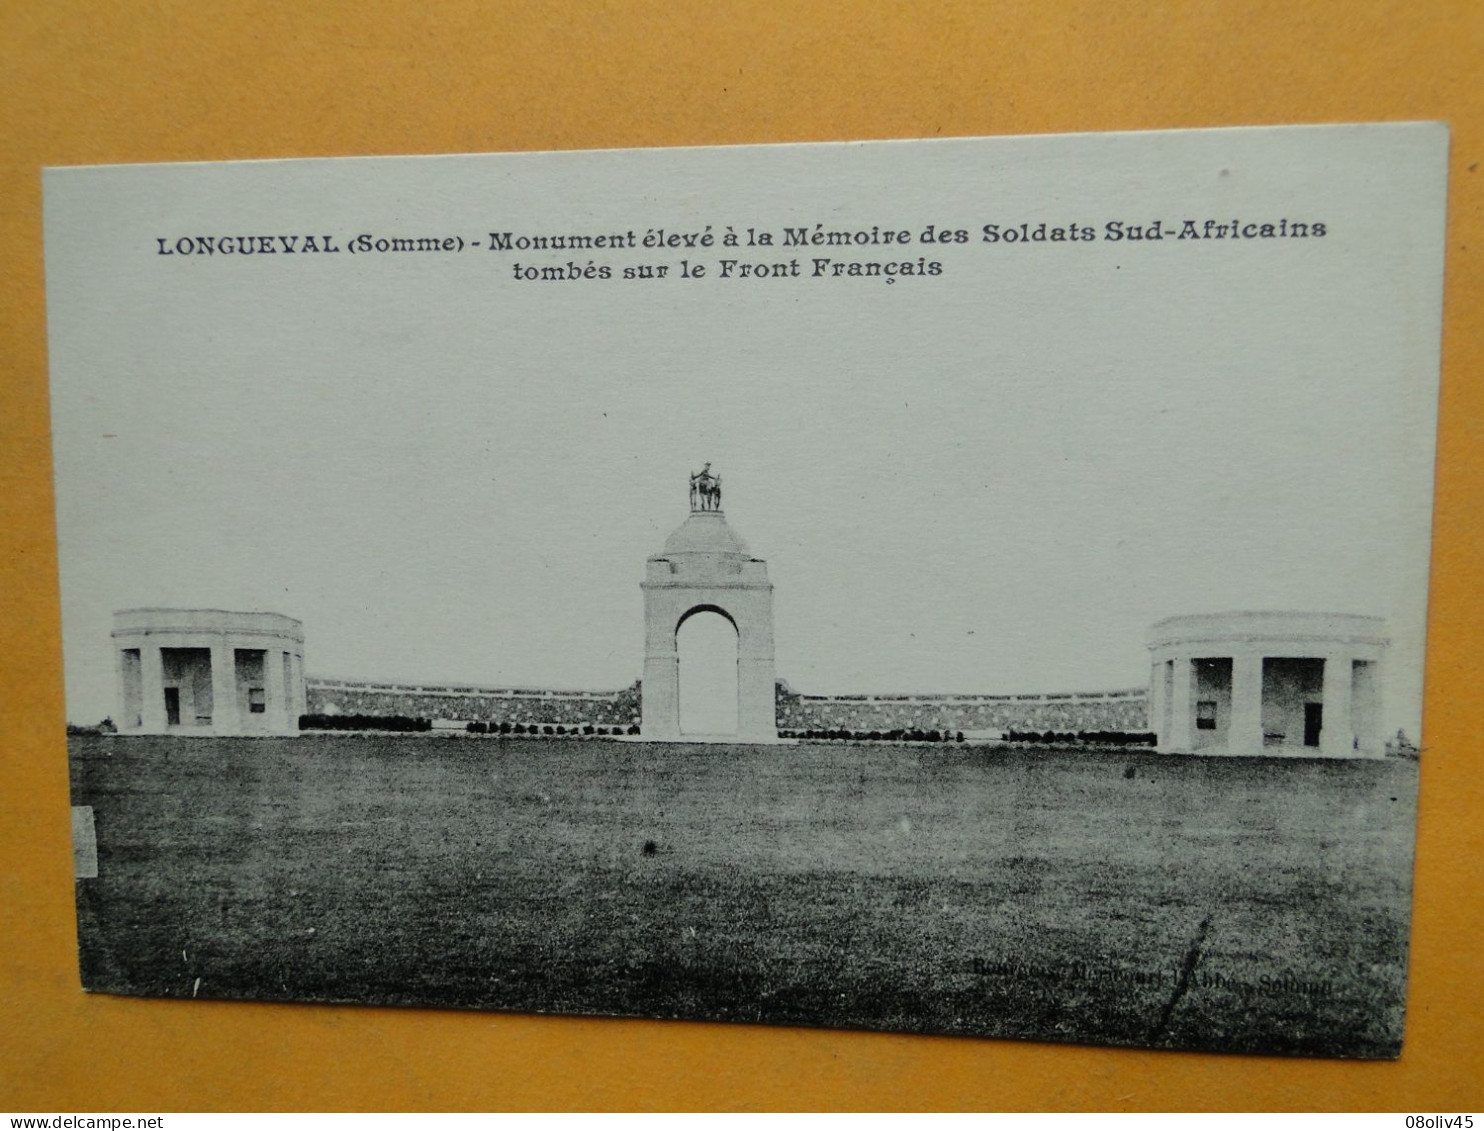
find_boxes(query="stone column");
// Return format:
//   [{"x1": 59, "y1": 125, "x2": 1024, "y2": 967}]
[
  {"x1": 139, "y1": 644, "x2": 167, "y2": 732},
  {"x1": 1229, "y1": 649, "x2": 1265, "y2": 755},
  {"x1": 1148, "y1": 660, "x2": 1165, "y2": 743},
  {"x1": 1321, "y1": 652, "x2": 1354, "y2": 757},
  {"x1": 263, "y1": 648, "x2": 289, "y2": 734},
  {"x1": 1167, "y1": 656, "x2": 1195, "y2": 752},
  {"x1": 115, "y1": 648, "x2": 135, "y2": 730},
  {"x1": 640, "y1": 578, "x2": 680, "y2": 739},
  {"x1": 737, "y1": 656, "x2": 777, "y2": 741},
  {"x1": 291, "y1": 653, "x2": 307, "y2": 720},
  {"x1": 211, "y1": 643, "x2": 241, "y2": 735},
  {"x1": 1353, "y1": 657, "x2": 1381, "y2": 755},
  {"x1": 736, "y1": 593, "x2": 777, "y2": 743},
  {"x1": 641, "y1": 652, "x2": 679, "y2": 739},
  {"x1": 641, "y1": 590, "x2": 680, "y2": 740}
]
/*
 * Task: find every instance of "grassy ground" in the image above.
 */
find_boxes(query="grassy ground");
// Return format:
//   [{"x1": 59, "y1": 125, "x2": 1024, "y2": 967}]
[{"x1": 69, "y1": 734, "x2": 1417, "y2": 1056}]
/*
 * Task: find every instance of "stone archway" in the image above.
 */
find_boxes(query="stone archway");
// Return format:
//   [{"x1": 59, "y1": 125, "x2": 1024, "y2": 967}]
[{"x1": 641, "y1": 497, "x2": 776, "y2": 742}]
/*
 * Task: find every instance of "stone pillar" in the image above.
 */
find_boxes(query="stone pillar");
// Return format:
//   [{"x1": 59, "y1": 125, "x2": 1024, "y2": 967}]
[
  {"x1": 291, "y1": 653, "x2": 307, "y2": 721},
  {"x1": 115, "y1": 648, "x2": 135, "y2": 730},
  {"x1": 211, "y1": 644, "x2": 241, "y2": 735},
  {"x1": 263, "y1": 648, "x2": 289, "y2": 734},
  {"x1": 641, "y1": 651, "x2": 680, "y2": 739},
  {"x1": 1229, "y1": 649, "x2": 1265, "y2": 755},
  {"x1": 1321, "y1": 652, "x2": 1355, "y2": 757},
  {"x1": 139, "y1": 644, "x2": 167, "y2": 732},
  {"x1": 736, "y1": 592, "x2": 777, "y2": 743},
  {"x1": 738, "y1": 657, "x2": 776, "y2": 741},
  {"x1": 1148, "y1": 661, "x2": 1165, "y2": 742},
  {"x1": 1167, "y1": 655, "x2": 1194, "y2": 752},
  {"x1": 1353, "y1": 658, "x2": 1381, "y2": 755}
]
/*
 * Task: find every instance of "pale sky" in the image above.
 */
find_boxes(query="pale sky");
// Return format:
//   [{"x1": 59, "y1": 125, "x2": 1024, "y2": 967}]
[{"x1": 45, "y1": 126, "x2": 1447, "y2": 733}]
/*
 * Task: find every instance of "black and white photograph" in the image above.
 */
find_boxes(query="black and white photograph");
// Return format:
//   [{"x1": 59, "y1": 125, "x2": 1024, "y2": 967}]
[{"x1": 45, "y1": 123, "x2": 1447, "y2": 1058}]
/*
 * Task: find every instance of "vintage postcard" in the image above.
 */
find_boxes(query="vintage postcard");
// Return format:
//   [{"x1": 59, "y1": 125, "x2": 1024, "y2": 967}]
[{"x1": 45, "y1": 123, "x2": 1447, "y2": 1057}]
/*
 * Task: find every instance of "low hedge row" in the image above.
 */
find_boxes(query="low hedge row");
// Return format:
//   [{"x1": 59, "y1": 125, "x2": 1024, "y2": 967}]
[
  {"x1": 465, "y1": 722, "x2": 639, "y2": 736},
  {"x1": 779, "y1": 728, "x2": 967, "y2": 743},
  {"x1": 300, "y1": 714, "x2": 432, "y2": 732},
  {"x1": 1005, "y1": 730, "x2": 1157, "y2": 746}
]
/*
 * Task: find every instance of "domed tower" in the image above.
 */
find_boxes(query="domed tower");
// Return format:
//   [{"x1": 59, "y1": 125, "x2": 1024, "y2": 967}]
[{"x1": 641, "y1": 466, "x2": 776, "y2": 741}]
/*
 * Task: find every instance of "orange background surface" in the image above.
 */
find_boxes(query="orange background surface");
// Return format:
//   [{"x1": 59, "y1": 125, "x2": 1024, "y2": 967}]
[{"x1": 3, "y1": 1, "x2": 1481, "y2": 1112}]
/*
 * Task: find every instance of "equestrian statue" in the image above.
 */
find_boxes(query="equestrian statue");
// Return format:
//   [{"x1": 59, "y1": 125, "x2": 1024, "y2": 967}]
[{"x1": 689, "y1": 463, "x2": 723, "y2": 512}]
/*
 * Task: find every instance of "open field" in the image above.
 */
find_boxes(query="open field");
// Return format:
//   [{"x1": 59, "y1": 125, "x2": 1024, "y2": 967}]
[{"x1": 69, "y1": 734, "x2": 1417, "y2": 1056}]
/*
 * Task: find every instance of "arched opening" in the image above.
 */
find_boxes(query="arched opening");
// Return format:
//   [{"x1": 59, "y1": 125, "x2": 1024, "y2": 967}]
[{"x1": 676, "y1": 607, "x2": 739, "y2": 735}]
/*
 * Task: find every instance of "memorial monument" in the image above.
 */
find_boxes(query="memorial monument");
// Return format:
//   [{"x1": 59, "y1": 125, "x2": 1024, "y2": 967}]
[{"x1": 641, "y1": 466, "x2": 777, "y2": 742}]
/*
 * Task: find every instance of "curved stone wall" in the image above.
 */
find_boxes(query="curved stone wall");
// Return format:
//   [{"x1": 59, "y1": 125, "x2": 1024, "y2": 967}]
[
  {"x1": 305, "y1": 676, "x2": 1146, "y2": 735},
  {"x1": 775, "y1": 684, "x2": 1148, "y2": 734},
  {"x1": 307, "y1": 679, "x2": 642, "y2": 729}
]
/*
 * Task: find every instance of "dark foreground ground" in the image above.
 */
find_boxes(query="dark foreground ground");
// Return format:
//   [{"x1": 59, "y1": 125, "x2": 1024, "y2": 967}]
[{"x1": 69, "y1": 735, "x2": 1418, "y2": 1057}]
